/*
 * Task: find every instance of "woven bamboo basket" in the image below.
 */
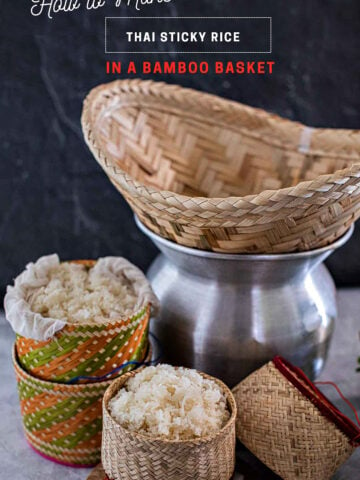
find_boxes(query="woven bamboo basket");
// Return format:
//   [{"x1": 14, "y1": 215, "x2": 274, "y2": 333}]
[
  {"x1": 13, "y1": 343, "x2": 152, "y2": 467},
  {"x1": 232, "y1": 356, "x2": 360, "y2": 480},
  {"x1": 82, "y1": 80, "x2": 360, "y2": 254},
  {"x1": 101, "y1": 369, "x2": 237, "y2": 480},
  {"x1": 15, "y1": 260, "x2": 155, "y2": 383}
]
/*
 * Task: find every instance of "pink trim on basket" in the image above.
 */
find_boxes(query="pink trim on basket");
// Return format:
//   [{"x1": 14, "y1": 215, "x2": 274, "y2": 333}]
[
  {"x1": 273, "y1": 356, "x2": 360, "y2": 447},
  {"x1": 27, "y1": 440, "x2": 98, "y2": 469}
]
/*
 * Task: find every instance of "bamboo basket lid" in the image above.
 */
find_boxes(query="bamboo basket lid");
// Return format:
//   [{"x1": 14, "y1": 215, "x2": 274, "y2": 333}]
[
  {"x1": 82, "y1": 80, "x2": 360, "y2": 253},
  {"x1": 233, "y1": 357, "x2": 360, "y2": 480}
]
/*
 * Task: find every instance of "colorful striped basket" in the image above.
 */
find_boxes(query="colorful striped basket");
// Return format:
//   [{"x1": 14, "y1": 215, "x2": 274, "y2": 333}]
[
  {"x1": 13, "y1": 343, "x2": 152, "y2": 467},
  {"x1": 15, "y1": 260, "x2": 155, "y2": 384}
]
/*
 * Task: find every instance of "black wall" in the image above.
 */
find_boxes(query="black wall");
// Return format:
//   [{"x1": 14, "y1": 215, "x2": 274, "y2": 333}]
[{"x1": 2, "y1": 0, "x2": 360, "y2": 295}]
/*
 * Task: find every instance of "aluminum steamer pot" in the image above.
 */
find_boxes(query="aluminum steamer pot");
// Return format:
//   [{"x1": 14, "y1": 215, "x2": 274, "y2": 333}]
[{"x1": 136, "y1": 216, "x2": 353, "y2": 387}]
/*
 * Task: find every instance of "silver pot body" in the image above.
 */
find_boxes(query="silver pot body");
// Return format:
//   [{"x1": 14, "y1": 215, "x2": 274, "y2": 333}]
[{"x1": 136, "y1": 218, "x2": 353, "y2": 387}]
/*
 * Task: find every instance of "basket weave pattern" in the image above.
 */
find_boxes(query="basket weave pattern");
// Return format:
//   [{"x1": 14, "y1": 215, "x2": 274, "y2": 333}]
[
  {"x1": 233, "y1": 360, "x2": 358, "y2": 480},
  {"x1": 16, "y1": 307, "x2": 149, "y2": 383},
  {"x1": 13, "y1": 344, "x2": 110, "y2": 466},
  {"x1": 82, "y1": 80, "x2": 360, "y2": 254},
  {"x1": 13, "y1": 344, "x2": 152, "y2": 467},
  {"x1": 15, "y1": 260, "x2": 151, "y2": 383},
  {"x1": 102, "y1": 370, "x2": 237, "y2": 480}
]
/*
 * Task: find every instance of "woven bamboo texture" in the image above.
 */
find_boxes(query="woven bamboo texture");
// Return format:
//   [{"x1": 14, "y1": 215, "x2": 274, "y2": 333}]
[
  {"x1": 87, "y1": 464, "x2": 106, "y2": 480},
  {"x1": 232, "y1": 361, "x2": 358, "y2": 480},
  {"x1": 13, "y1": 343, "x2": 152, "y2": 467},
  {"x1": 102, "y1": 369, "x2": 237, "y2": 480},
  {"x1": 13, "y1": 343, "x2": 111, "y2": 466},
  {"x1": 16, "y1": 260, "x2": 151, "y2": 383},
  {"x1": 82, "y1": 79, "x2": 360, "y2": 254}
]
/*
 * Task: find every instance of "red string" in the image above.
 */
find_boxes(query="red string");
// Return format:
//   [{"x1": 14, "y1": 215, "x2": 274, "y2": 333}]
[{"x1": 315, "y1": 381, "x2": 360, "y2": 427}]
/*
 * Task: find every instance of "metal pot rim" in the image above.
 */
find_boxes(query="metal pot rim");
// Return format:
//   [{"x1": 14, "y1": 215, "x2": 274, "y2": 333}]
[{"x1": 135, "y1": 216, "x2": 354, "y2": 262}]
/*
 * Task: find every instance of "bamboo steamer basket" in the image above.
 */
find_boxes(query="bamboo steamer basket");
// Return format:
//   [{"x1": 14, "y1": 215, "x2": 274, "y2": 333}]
[
  {"x1": 15, "y1": 260, "x2": 154, "y2": 383},
  {"x1": 82, "y1": 79, "x2": 360, "y2": 254},
  {"x1": 13, "y1": 343, "x2": 152, "y2": 467},
  {"x1": 101, "y1": 368, "x2": 237, "y2": 480},
  {"x1": 232, "y1": 356, "x2": 360, "y2": 480}
]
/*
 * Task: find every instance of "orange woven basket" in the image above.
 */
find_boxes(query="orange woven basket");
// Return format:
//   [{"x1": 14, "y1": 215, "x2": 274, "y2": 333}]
[
  {"x1": 15, "y1": 260, "x2": 154, "y2": 383},
  {"x1": 13, "y1": 342, "x2": 152, "y2": 467},
  {"x1": 82, "y1": 79, "x2": 360, "y2": 254}
]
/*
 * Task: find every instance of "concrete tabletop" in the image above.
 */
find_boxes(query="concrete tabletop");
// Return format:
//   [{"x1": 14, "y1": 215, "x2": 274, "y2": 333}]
[{"x1": 1, "y1": 289, "x2": 359, "y2": 480}]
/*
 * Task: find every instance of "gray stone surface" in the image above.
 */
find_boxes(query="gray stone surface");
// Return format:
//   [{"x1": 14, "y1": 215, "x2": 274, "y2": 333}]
[{"x1": 1, "y1": 289, "x2": 359, "y2": 479}]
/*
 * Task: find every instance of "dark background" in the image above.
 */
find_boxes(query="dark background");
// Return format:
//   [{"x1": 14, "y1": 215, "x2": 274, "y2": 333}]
[{"x1": 1, "y1": 0, "x2": 360, "y2": 296}]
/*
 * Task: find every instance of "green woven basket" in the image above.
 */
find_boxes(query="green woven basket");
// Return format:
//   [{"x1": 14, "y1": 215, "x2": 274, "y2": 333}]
[
  {"x1": 15, "y1": 260, "x2": 152, "y2": 383},
  {"x1": 13, "y1": 342, "x2": 152, "y2": 467}
]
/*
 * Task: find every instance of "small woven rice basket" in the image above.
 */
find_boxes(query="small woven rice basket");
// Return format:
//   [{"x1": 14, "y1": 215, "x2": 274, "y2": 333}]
[
  {"x1": 232, "y1": 356, "x2": 360, "y2": 480},
  {"x1": 15, "y1": 260, "x2": 154, "y2": 383},
  {"x1": 102, "y1": 369, "x2": 237, "y2": 480},
  {"x1": 13, "y1": 343, "x2": 152, "y2": 467},
  {"x1": 82, "y1": 79, "x2": 360, "y2": 254}
]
